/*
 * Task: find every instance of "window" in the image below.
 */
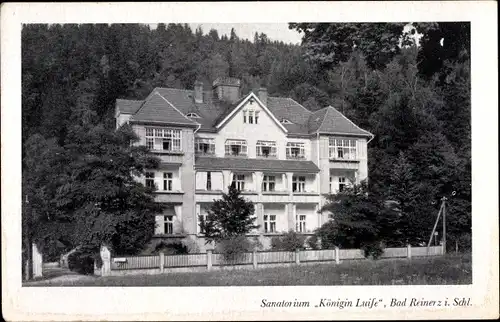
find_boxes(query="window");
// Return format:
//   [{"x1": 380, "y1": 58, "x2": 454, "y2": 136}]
[
  {"x1": 256, "y1": 141, "x2": 277, "y2": 158},
  {"x1": 145, "y1": 127, "x2": 182, "y2": 152},
  {"x1": 198, "y1": 211, "x2": 207, "y2": 234},
  {"x1": 225, "y1": 139, "x2": 247, "y2": 157},
  {"x1": 338, "y1": 177, "x2": 347, "y2": 192},
  {"x1": 163, "y1": 172, "x2": 173, "y2": 191},
  {"x1": 231, "y1": 174, "x2": 245, "y2": 191},
  {"x1": 262, "y1": 175, "x2": 276, "y2": 192},
  {"x1": 286, "y1": 142, "x2": 305, "y2": 159},
  {"x1": 296, "y1": 215, "x2": 306, "y2": 233},
  {"x1": 195, "y1": 138, "x2": 215, "y2": 155},
  {"x1": 145, "y1": 172, "x2": 155, "y2": 189},
  {"x1": 292, "y1": 176, "x2": 306, "y2": 192},
  {"x1": 164, "y1": 215, "x2": 174, "y2": 234},
  {"x1": 206, "y1": 172, "x2": 212, "y2": 191},
  {"x1": 243, "y1": 110, "x2": 258, "y2": 124},
  {"x1": 263, "y1": 214, "x2": 276, "y2": 233},
  {"x1": 329, "y1": 138, "x2": 357, "y2": 160}
]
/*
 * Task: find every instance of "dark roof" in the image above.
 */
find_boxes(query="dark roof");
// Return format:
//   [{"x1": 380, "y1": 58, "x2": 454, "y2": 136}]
[
  {"x1": 116, "y1": 99, "x2": 143, "y2": 114},
  {"x1": 130, "y1": 92, "x2": 197, "y2": 126},
  {"x1": 307, "y1": 108, "x2": 329, "y2": 133},
  {"x1": 313, "y1": 106, "x2": 373, "y2": 137},
  {"x1": 195, "y1": 157, "x2": 320, "y2": 173},
  {"x1": 116, "y1": 85, "x2": 372, "y2": 137}
]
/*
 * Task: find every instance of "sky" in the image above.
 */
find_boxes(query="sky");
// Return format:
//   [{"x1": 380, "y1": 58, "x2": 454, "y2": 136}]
[
  {"x1": 150, "y1": 23, "x2": 423, "y2": 46},
  {"x1": 150, "y1": 23, "x2": 303, "y2": 44}
]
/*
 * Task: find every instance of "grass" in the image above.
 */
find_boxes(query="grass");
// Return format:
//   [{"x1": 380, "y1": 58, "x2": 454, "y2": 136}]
[{"x1": 25, "y1": 253, "x2": 471, "y2": 287}]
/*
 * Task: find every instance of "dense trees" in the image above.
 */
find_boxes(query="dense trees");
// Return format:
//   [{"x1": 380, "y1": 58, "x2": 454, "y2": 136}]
[
  {"x1": 22, "y1": 22, "x2": 471, "y2": 260},
  {"x1": 290, "y1": 23, "x2": 471, "y2": 249}
]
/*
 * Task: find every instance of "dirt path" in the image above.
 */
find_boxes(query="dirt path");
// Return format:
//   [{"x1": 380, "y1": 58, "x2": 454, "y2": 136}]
[{"x1": 23, "y1": 265, "x2": 98, "y2": 286}]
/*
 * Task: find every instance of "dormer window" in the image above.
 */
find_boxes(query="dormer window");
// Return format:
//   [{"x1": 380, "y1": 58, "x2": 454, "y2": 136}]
[
  {"x1": 186, "y1": 112, "x2": 200, "y2": 118},
  {"x1": 225, "y1": 139, "x2": 247, "y2": 157},
  {"x1": 281, "y1": 118, "x2": 293, "y2": 124}
]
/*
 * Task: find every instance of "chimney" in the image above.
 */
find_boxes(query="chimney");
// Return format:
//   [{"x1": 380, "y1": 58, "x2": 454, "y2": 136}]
[
  {"x1": 257, "y1": 87, "x2": 268, "y2": 106},
  {"x1": 212, "y1": 77, "x2": 241, "y2": 104},
  {"x1": 194, "y1": 81, "x2": 204, "y2": 103}
]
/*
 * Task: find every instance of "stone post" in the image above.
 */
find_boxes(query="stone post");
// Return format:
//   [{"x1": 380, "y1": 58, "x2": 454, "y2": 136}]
[
  {"x1": 207, "y1": 249, "x2": 213, "y2": 271},
  {"x1": 32, "y1": 243, "x2": 43, "y2": 278},
  {"x1": 100, "y1": 245, "x2": 111, "y2": 276},
  {"x1": 407, "y1": 244, "x2": 412, "y2": 259},
  {"x1": 335, "y1": 246, "x2": 340, "y2": 264},
  {"x1": 160, "y1": 252, "x2": 165, "y2": 273},
  {"x1": 252, "y1": 250, "x2": 258, "y2": 269},
  {"x1": 295, "y1": 249, "x2": 300, "y2": 265}
]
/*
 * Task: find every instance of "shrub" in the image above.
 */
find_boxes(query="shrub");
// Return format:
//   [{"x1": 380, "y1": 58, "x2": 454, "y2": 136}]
[
  {"x1": 153, "y1": 241, "x2": 189, "y2": 255},
  {"x1": 361, "y1": 242, "x2": 385, "y2": 260},
  {"x1": 67, "y1": 249, "x2": 95, "y2": 275},
  {"x1": 306, "y1": 235, "x2": 320, "y2": 250},
  {"x1": 270, "y1": 231, "x2": 306, "y2": 251},
  {"x1": 215, "y1": 235, "x2": 260, "y2": 262}
]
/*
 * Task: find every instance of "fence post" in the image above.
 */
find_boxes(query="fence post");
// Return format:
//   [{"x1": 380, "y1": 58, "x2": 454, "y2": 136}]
[
  {"x1": 159, "y1": 252, "x2": 165, "y2": 273},
  {"x1": 207, "y1": 249, "x2": 213, "y2": 271},
  {"x1": 335, "y1": 246, "x2": 340, "y2": 264},
  {"x1": 100, "y1": 245, "x2": 111, "y2": 276},
  {"x1": 295, "y1": 249, "x2": 300, "y2": 265},
  {"x1": 441, "y1": 243, "x2": 445, "y2": 255},
  {"x1": 252, "y1": 250, "x2": 258, "y2": 269},
  {"x1": 407, "y1": 244, "x2": 412, "y2": 259}
]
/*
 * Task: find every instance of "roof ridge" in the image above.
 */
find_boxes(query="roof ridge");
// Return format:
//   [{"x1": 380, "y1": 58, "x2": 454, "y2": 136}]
[
  {"x1": 315, "y1": 106, "x2": 330, "y2": 133},
  {"x1": 158, "y1": 87, "x2": 194, "y2": 92},
  {"x1": 327, "y1": 105, "x2": 374, "y2": 136}
]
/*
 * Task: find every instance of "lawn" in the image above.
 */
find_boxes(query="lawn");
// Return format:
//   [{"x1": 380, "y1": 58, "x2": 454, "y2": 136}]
[{"x1": 26, "y1": 253, "x2": 471, "y2": 286}]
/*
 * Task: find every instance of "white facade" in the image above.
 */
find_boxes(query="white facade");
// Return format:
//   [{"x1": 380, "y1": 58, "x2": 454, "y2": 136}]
[{"x1": 117, "y1": 87, "x2": 371, "y2": 252}]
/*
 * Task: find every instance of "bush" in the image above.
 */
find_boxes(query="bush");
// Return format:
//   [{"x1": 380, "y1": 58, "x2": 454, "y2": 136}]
[
  {"x1": 306, "y1": 235, "x2": 320, "y2": 250},
  {"x1": 67, "y1": 249, "x2": 95, "y2": 275},
  {"x1": 215, "y1": 235, "x2": 260, "y2": 262},
  {"x1": 361, "y1": 242, "x2": 385, "y2": 260},
  {"x1": 153, "y1": 241, "x2": 189, "y2": 255},
  {"x1": 270, "y1": 231, "x2": 306, "y2": 251}
]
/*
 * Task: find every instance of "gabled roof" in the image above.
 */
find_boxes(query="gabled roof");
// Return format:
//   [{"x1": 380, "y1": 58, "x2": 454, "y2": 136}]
[
  {"x1": 130, "y1": 91, "x2": 198, "y2": 126},
  {"x1": 195, "y1": 156, "x2": 320, "y2": 173},
  {"x1": 115, "y1": 85, "x2": 373, "y2": 138},
  {"x1": 214, "y1": 92, "x2": 288, "y2": 133}
]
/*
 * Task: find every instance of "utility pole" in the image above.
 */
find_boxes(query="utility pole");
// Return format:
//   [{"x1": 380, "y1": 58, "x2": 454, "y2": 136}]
[
  {"x1": 442, "y1": 196, "x2": 447, "y2": 254},
  {"x1": 427, "y1": 196, "x2": 448, "y2": 255}
]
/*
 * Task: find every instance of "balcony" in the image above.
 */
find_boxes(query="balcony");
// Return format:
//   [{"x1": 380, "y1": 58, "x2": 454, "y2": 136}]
[
  {"x1": 329, "y1": 158, "x2": 360, "y2": 170},
  {"x1": 154, "y1": 191, "x2": 184, "y2": 203}
]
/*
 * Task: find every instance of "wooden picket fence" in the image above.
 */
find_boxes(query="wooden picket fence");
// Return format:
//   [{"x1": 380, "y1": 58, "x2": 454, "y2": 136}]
[{"x1": 107, "y1": 245, "x2": 444, "y2": 273}]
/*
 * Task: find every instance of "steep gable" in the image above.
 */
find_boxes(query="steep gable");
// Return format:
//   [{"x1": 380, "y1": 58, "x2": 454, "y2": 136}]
[{"x1": 215, "y1": 92, "x2": 288, "y2": 133}]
